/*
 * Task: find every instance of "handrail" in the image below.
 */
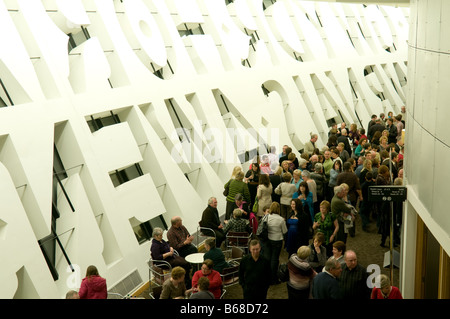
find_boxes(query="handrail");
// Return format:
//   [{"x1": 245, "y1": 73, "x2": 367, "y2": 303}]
[
  {"x1": 53, "y1": 167, "x2": 75, "y2": 212},
  {"x1": 53, "y1": 163, "x2": 84, "y2": 177}
]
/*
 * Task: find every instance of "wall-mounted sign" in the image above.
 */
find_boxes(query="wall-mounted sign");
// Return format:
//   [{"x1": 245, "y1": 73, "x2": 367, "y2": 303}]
[{"x1": 368, "y1": 186, "x2": 407, "y2": 202}]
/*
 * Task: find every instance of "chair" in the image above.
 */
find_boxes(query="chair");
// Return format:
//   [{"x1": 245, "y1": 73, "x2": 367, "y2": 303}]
[
  {"x1": 196, "y1": 224, "x2": 216, "y2": 248},
  {"x1": 223, "y1": 246, "x2": 244, "y2": 264},
  {"x1": 219, "y1": 264, "x2": 240, "y2": 298},
  {"x1": 226, "y1": 231, "x2": 251, "y2": 252},
  {"x1": 147, "y1": 257, "x2": 172, "y2": 299},
  {"x1": 220, "y1": 289, "x2": 227, "y2": 299},
  {"x1": 230, "y1": 246, "x2": 244, "y2": 263},
  {"x1": 149, "y1": 286, "x2": 163, "y2": 300}
]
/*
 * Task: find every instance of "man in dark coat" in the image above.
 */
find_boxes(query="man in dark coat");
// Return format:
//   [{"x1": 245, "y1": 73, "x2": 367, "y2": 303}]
[
  {"x1": 339, "y1": 250, "x2": 371, "y2": 299},
  {"x1": 386, "y1": 118, "x2": 398, "y2": 144},
  {"x1": 367, "y1": 114, "x2": 377, "y2": 133},
  {"x1": 200, "y1": 197, "x2": 225, "y2": 247},
  {"x1": 337, "y1": 129, "x2": 352, "y2": 156},
  {"x1": 367, "y1": 119, "x2": 386, "y2": 141},
  {"x1": 239, "y1": 239, "x2": 271, "y2": 299},
  {"x1": 312, "y1": 258, "x2": 343, "y2": 299}
]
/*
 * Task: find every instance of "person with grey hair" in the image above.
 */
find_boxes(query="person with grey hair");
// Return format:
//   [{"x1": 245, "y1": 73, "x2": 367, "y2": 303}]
[
  {"x1": 371, "y1": 274, "x2": 403, "y2": 299},
  {"x1": 150, "y1": 227, "x2": 192, "y2": 288},
  {"x1": 65, "y1": 290, "x2": 80, "y2": 299},
  {"x1": 297, "y1": 157, "x2": 308, "y2": 171},
  {"x1": 330, "y1": 185, "x2": 352, "y2": 243},
  {"x1": 167, "y1": 216, "x2": 198, "y2": 258},
  {"x1": 304, "y1": 133, "x2": 318, "y2": 156},
  {"x1": 200, "y1": 197, "x2": 225, "y2": 248},
  {"x1": 223, "y1": 208, "x2": 251, "y2": 234},
  {"x1": 311, "y1": 257, "x2": 343, "y2": 299}
]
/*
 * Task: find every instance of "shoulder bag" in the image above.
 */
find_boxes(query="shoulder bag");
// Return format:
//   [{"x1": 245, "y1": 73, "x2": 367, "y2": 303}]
[
  {"x1": 277, "y1": 263, "x2": 289, "y2": 282},
  {"x1": 252, "y1": 196, "x2": 259, "y2": 213},
  {"x1": 256, "y1": 214, "x2": 269, "y2": 241}
]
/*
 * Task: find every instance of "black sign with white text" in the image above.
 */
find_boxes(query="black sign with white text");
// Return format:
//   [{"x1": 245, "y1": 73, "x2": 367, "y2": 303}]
[{"x1": 368, "y1": 186, "x2": 407, "y2": 202}]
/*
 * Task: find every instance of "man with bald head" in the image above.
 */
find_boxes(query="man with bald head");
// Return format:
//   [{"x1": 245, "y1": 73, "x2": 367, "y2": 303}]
[
  {"x1": 304, "y1": 133, "x2": 318, "y2": 156},
  {"x1": 167, "y1": 216, "x2": 198, "y2": 258},
  {"x1": 338, "y1": 250, "x2": 371, "y2": 299}
]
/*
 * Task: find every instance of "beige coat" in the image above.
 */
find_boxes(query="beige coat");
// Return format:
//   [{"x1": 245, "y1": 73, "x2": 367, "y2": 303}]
[{"x1": 256, "y1": 184, "x2": 273, "y2": 217}]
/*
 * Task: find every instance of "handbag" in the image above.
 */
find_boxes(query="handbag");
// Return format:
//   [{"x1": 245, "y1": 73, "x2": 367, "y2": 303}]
[
  {"x1": 277, "y1": 263, "x2": 289, "y2": 282},
  {"x1": 252, "y1": 197, "x2": 259, "y2": 213},
  {"x1": 256, "y1": 214, "x2": 269, "y2": 241}
]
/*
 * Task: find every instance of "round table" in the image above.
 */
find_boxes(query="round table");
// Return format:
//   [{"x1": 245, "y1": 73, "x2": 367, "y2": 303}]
[{"x1": 185, "y1": 252, "x2": 205, "y2": 271}]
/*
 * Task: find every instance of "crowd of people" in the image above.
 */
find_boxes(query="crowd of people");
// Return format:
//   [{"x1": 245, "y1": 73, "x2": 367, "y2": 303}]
[
  {"x1": 67, "y1": 112, "x2": 405, "y2": 300},
  {"x1": 221, "y1": 112, "x2": 405, "y2": 300}
]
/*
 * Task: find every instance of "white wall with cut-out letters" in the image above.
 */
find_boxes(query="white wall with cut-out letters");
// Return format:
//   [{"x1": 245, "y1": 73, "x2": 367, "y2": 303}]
[{"x1": 0, "y1": 0, "x2": 408, "y2": 298}]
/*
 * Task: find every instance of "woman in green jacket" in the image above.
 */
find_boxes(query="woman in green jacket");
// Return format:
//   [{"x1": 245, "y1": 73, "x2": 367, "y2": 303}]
[{"x1": 224, "y1": 171, "x2": 251, "y2": 221}]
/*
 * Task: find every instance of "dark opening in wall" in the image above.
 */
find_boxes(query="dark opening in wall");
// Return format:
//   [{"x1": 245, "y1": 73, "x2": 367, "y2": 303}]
[{"x1": 131, "y1": 215, "x2": 168, "y2": 245}]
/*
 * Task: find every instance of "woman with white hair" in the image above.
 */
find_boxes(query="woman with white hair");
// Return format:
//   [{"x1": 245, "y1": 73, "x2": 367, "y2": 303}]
[{"x1": 370, "y1": 274, "x2": 403, "y2": 299}]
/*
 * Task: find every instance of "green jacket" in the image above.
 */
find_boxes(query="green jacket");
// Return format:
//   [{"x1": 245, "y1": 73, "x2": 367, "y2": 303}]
[
  {"x1": 224, "y1": 179, "x2": 251, "y2": 203},
  {"x1": 330, "y1": 195, "x2": 351, "y2": 221}
]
